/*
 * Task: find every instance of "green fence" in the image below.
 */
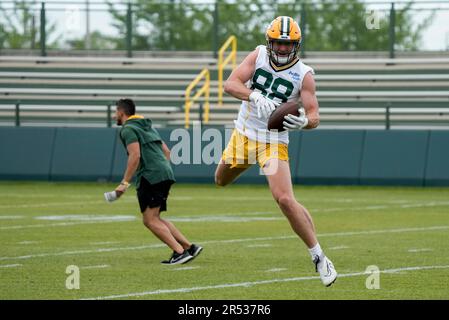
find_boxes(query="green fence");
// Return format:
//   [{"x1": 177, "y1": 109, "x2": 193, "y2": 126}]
[
  {"x1": 1, "y1": 126, "x2": 448, "y2": 186},
  {"x1": 1, "y1": 1, "x2": 448, "y2": 57}
]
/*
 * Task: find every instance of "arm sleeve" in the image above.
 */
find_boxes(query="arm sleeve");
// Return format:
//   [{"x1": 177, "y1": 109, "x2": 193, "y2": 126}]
[
  {"x1": 121, "y1": 127, "x2": 139, "y2": 146},
  {"x1": 300, "y1": 63, "x2": 315, "y2": 90}
]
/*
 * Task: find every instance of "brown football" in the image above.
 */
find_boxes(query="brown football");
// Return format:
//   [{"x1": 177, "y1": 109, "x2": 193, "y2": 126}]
[{"x1": 267, "y1": 100, "x2": 300, "y2": 131}]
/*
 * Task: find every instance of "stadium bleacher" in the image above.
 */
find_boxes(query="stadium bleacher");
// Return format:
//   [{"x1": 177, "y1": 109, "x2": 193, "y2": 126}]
[{"x1": 1, "y1": 54, "x2": 448, "y2": 129}]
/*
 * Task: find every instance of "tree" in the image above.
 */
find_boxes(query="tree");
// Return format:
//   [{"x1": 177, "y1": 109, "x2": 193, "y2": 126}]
[
  {"x1": 0, "y1": 1, "x2": 60, "y2": 50},
  {"x1": 103, "y1": 0, "x2": 433, "y2": 52},
  {"x1": 302, "y1": 0, "x2": 434, "y2": 51},
  {"x1": 68, "y1": 31, "x2": 117, "y2": 50},
  {"x1": 106, "y1": 0, "x2": 215, "y2": 51}
]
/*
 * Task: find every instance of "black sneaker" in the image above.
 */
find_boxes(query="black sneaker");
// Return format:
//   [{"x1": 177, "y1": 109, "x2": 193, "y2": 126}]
[
  {"x1": 187, "y1": 244, "x2": 203, "y2": 260},
  {"x1": 161, "y1": 250, "x2": 193, "y2": 265}
]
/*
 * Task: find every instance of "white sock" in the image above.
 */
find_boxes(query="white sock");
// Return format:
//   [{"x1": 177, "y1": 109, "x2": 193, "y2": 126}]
[{"x1": 308, "y1": 243, "x2": 324, "y2": 261}]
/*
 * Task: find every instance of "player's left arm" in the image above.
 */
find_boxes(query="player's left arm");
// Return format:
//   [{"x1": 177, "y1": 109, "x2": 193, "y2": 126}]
[
  {"x1": 116, "y1": 142, "x2": 140, "y2": 193},
  {"x1": 300, "y1": 72, "x2": 320, "y2": 129}
]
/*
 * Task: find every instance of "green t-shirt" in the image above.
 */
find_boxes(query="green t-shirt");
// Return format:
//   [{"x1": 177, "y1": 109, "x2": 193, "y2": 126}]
[{"x1": 119, "y1": 117, "x2": 175, "y2": 188}]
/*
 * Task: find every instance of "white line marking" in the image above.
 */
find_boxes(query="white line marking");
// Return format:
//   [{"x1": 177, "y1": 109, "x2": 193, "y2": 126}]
[
  {"x1": 316, "y1": 201, "x2": 449, "y2": 213},
  {"x1": 170, "y1": 266, "x2": 200, "y2": 271},
  {"x1": 408, "y1": 248, "x2": 434, "y2": 253},
  {"x1": 0, "y1": 220, "x2": 134, "y2": 230},
  {"x1": 82, "y1": 265, "x2": 449, "y2": 300},
  {"x1": 17, "y1": 241, "x2": 40, "y2": 245},
  {"x1": 81, "y1": 265, "x2": 110, "y2": 270},
  {"x1": 265, "y1": 268, "x2": 287, "y2": 272},
  {"x1": 0, "y1": 225, "x2": 447, "y2": 262},
  {"x1": 247, "y1": 244, "x2": 273, "y2": 248},
  {"x1": 365, "y1": 206, "x2": 389, "y2": 210},
  {"x1": 1, "y1": 199, "x2": 448, "y2": 229},
  {"x1": 0, "y1": 200, "x2": 107, "y2": 209},
  {"x1": 0, "y1": 264, "x2": 22, "y2": 268},
  {"x1": 0, "y1": 243, "x2": 165, "y2": 261},
  {"x1": 170, "y1": 216, "x2": 282, "y2": 223},
  {"x1": 328, "y1": 245, "x2": 350, "y2": 250},
  {"x1": 90, "y1": 241, "x2": 121, "y2": 245},
  {"x1": 0, "y1": 215, "x2": 24, "y2": 220},
  {"x1": 34, "y1": 215, "x2": 136, "y2": 222},
  {"x1": 1, "y1": 213, "x2": 278, "y2": 230}
]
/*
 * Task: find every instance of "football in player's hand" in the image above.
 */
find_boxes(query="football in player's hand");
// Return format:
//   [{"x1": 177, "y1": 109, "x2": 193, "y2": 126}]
[{"x1": 267, "y1": 101, "x2": 300, "y2": 131}]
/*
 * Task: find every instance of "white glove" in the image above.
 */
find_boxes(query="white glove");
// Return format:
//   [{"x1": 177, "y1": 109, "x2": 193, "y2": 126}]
[
  {"x1": 283, "y1": 107, "x2": 309, "y2": 131},
  {"x1": 104, "y1": 181, "x2": 129, "y2": 203},
  {"x1": 249, "y1": 91, "x2": 279, "y2": 119},
  {"x1": 104, "y1": 191, "x2": 118, "y2": 202}
]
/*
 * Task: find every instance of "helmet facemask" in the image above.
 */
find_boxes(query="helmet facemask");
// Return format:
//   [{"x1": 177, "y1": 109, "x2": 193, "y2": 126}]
[{"x1": 266, "y1": 38, "x2": 300, "y2": 67}]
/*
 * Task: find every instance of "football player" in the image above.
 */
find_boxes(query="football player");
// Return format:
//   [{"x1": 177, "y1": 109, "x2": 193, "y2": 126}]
[
  {"x1": 215, "y1": 16, "x2": 337, "y2": 286},
  {"x1": 107, "y1": 99, "x2": 203, "y2": 265}
]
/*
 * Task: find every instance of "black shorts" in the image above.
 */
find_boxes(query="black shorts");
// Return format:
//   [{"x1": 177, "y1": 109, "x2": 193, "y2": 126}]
[{"x1": 137, "y1": 178, "x2": 174, "y2": 213}]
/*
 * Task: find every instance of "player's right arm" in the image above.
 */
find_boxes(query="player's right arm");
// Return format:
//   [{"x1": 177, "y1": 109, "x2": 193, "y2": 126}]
[
  {"x1": 224, "y1": 48, "x2": 278, "y2": 118},
  {"x1": 223, "y1": 48, "x2": 258, "y2": 101},
  {"x1": 161, "y1": 141, "x2": 171, "y2": 161}
]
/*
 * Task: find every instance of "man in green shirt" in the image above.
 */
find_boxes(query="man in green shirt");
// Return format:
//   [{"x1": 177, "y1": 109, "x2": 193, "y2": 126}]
[{"x1": 108, "y1": 98, "x2": 202, "y2": 265}]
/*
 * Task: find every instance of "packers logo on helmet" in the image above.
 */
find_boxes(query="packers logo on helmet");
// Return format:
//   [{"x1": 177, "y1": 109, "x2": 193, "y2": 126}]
[{"x1": 266, "y1": 16, "x2": 301, "y2": 67}]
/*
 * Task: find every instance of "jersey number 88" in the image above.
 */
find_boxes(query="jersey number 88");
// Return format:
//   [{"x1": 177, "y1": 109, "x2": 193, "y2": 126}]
[{"x1": 250, "y1": 68, "x2": 294, "y2": 103}]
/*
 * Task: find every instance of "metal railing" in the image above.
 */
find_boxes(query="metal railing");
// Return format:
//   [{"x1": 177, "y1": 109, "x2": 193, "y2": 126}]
[
  {"x1": 217, "y1": 35, "x2": 237, "y2": 106},
  {"x1": 0, "y1": 102, "x2": 181, "y2": 127},
  {"x1": 184, "y1": 68, "x2": 210, "y2": 128}
]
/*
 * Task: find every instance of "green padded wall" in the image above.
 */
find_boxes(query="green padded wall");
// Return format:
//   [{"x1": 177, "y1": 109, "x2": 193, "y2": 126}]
[
  {"x1": 360, "y1": 130, "x2": 429, "y2": 185},
  {"x1": 425, "y1": 131, "x2": 449, "y2": 186},
  {"x1": 50, "y1": 128, "x2": 116, "y2": 181},
  {"x1": 0, "y1": 127, "x2": 56, "y2": 180},
  {"x1": 111, "y1": 128, "x2": 128, "y2": 181},
  {"x1": 1, "y1": 127, "x2": 448, "y2": 186},
  {"x1": 296, "y1": 130, "x2": 365, "y2": 185}
]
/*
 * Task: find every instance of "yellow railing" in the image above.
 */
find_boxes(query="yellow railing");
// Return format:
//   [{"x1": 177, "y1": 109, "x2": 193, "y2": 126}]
[
  {"x1": 218, "y1": 35, "x2": 237, "y2": 105},
  {"x1": 184, "y1": 68, "x2": 210, "y2": 129}
]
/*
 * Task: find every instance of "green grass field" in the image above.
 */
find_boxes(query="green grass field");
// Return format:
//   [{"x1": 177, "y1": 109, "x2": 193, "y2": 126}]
[{"x1": 0, "y1": 182, "x2": 448, "y2": 300}]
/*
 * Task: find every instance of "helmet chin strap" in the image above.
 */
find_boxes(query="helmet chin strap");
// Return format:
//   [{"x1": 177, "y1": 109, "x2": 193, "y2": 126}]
[
  {"x1": 272, "y1": 51, "x2": 296, "y2": 67},
  {"x1": 276, "y1": 55, "x2": 289, "y2": 65},
  {"x1": 267, "y1": 39, "x2": 299, "y2": 67}
]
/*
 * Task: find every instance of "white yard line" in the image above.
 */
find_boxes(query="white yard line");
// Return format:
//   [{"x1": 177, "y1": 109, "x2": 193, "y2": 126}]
[
  {"x1": 0, "y1": 225, "x2": 447, "y2": 262},
  {"x1": 2, "y1": 198, "x2": 448, "y2": 210},
  {"x1": 90, "y1": 241, "x2": 121, "y2": 246},
  {"x1": 82, "y1": 265, "x2": 449, "y2": 300},
  {"x1": 17, "y1": 241, "x2": 40, "y2": 245},
  {"x1": 0, "y1": 215, "x2": 24, "y2": 220},
  {"x1": 247, "y1": 244, "x2": 273, "y2": 248},
  {"x1": 2, "y1": 199, "x2": 449, "y2": 231},
  {"x1": 80, "y1": 265, "x2": 110, "y2": 270},
  {"x1": 0, "y1": 213, "x2": 278, "y2": 230},
  {"x1": 0, "y1": 220, "x2": 136, "y2": 230},
  {"x1": 170, "y1": 266, "x2": 200, "y2": 271},
  {"x1": 265, "y1": 268, "x2": 287, "y2": 272},
  {"x1": 316, "y1": 201, "x2": 449, "y2": 213},
  {"x1": 328, "y1": 245, "x2": 350, "y2": 250},
  {"x1": 0, "y1": 264, "x2": 22, "y2": 268},
  {"x1": 0, "y1": 201, "x2": 107, "y2": 209},
  {"x1": 408, "y1": 248, "x2": 434, "y2": 253}
]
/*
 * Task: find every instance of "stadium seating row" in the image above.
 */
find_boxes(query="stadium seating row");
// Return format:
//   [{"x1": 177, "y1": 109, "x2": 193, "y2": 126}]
[
  {"x1": 0, "y1": 55, "x2": 448, "y2": 128},
  {"x1": 0, "y1": 127, "x2": 447, "y2": 186}
]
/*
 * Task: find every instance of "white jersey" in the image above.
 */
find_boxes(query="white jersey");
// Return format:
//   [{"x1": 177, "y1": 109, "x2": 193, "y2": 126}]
[{"x1": 234, "y1": 45, "x2": 314, "y2": 144}]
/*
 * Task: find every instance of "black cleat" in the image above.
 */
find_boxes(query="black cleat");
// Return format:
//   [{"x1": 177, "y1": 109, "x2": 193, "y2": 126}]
[
  {"x1": 161, "y1": 250, "x2": 193, "y2": 265},
  {"x1": 186, "y1": 243, "x2": 203, "y2": 263}
]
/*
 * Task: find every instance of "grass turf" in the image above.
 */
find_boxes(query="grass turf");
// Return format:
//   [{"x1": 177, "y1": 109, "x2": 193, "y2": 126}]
[{"x1": 0, "y1": 182, "x2": 448, "y2": 300}]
